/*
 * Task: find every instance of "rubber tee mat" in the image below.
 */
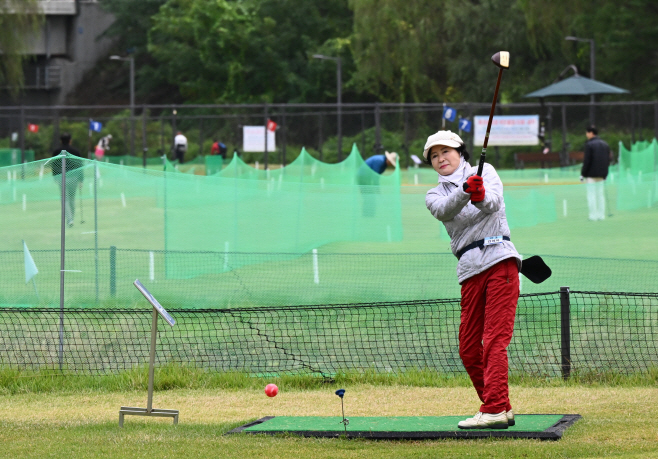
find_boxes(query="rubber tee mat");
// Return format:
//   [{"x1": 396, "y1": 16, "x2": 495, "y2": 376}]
[{"x1": 228, "y1": 414, "x2": 581, "y2": 440}]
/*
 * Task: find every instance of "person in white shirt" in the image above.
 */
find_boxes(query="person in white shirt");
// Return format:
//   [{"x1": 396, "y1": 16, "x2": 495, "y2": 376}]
[{"x1": 173, "y1": 131, "x2": 188, "y2": 164}]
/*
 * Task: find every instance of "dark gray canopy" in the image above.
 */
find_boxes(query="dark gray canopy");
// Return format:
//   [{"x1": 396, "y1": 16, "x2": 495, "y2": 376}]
[{"x1": 524, "y1": 75, "x2": 629, "y2": 98}]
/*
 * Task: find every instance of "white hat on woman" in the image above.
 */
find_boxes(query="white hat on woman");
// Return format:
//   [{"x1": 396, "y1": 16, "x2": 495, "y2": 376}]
[{"x1": 423, "y1": 130, "x2": 464, "y2": 159}]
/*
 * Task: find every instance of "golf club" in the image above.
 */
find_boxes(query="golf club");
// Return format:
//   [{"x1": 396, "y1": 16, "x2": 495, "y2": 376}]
[{"x1": 477, "y1": 51, "x2": 510, "y2": 176}]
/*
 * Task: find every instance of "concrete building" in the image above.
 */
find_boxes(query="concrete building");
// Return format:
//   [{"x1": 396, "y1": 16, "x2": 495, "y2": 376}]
[{"x1": 6, "y1": 0, "x2": 116, "y2": 105}]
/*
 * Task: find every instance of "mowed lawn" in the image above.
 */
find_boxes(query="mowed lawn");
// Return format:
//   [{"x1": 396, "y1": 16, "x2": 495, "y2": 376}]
[{"x1": 1, "y1": 384, "x2": 657, "y2": 459}]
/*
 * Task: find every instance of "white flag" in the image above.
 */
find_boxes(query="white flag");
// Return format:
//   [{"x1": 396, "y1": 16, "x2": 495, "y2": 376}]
[{"x1": 23, "y1": 241, "x2": 38, "y2": 283}]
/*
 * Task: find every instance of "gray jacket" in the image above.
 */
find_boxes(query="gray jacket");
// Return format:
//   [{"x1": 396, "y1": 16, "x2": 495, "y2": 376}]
[{"x1": 426, "y1": 163, "x2": 521, "y2": 284}]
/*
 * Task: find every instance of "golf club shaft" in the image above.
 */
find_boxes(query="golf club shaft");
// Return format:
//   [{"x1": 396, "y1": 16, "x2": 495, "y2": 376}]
[{"x1": 477, "y1": 68, "x2": 505, "y2": 176}]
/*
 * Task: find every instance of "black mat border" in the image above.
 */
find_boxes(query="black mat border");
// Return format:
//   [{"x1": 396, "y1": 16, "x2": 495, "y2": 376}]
[{"x1": 226, "y1": 414, "x2": 581, "y2": 441}]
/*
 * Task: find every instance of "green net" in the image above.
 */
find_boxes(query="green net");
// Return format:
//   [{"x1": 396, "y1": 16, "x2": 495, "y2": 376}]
[
  {"x1": 0, "y1": 149, "x2": 35, "y2": 167},
  {"x1": 0, "y1": 145, "x2": 656, "y2": 310}
]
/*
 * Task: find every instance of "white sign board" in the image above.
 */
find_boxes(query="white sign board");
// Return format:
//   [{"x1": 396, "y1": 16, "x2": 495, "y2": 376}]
[
  {"x1": 134, "y1": 279, "x2": 175, "y2": 326},
  {"x1": 243, "y1": 126, "x2": 276, "y2": 152},
  {"x1": 473, "y1": 115, "x2": 539, "y2": 146}
]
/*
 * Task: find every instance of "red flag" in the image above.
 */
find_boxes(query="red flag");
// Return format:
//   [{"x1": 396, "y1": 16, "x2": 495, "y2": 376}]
[
  {"x1": 27, "y1": 123, "x2": 39, "y2": 133},
  {"x1": 267, "y1": 119, "x2": 278, "y2": 132}
]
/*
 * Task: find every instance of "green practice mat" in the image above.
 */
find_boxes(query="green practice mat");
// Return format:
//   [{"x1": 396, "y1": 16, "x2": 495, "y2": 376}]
[{"x1": 228, "y1": 414, "x2": 581, "y2": 440}]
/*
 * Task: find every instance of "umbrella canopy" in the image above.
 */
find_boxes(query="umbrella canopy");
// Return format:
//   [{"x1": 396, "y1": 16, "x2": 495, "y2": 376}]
[{"x1": 524, "y1": 75, "x2": 629, "y2": 98}]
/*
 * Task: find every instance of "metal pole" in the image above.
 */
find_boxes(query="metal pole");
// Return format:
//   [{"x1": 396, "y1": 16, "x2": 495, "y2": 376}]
[
  {"x1": 59, "y1": 154, "x2": 66, "y2": 371},
  {"x1": 20, "y1": 106, "x2": 25, "y2": 164},
  {"x1": 94, "y1": 161, "x2": 99, "y2": 303},
  {"x1": 403, "y1": 106, "x2": 409, "y2": 169},
  {"x1": 560, "y1": 286, "x2": 571, "y2": 380},
  {"x1": 318, "y1": 113, "x2": 323, "y2": 162},
  {"x1": 199, "y1": 117, "x2": 204, "y2": 159},
  {"x1": 142, "y1": 105, "x2": 148, "y2": 168},
  {"x1": 130, "y1": 57, "x2": 135, "y2": 156},
  {"x1": 263, "y1": 104, "x2": 268, "y2": 169},
  {"x1": 110, "y1": 245, "x2": 116, "y2": 297},
  {"x1": 337, "y1": 57, "x2": 342, "y2": 161},
  {"x1": 281, "y1": 106, "x2": 287, "y2": 166},
  {"x1": 653, "y1": 101, "x2": 658, "y2": 141},
  {"x1": 561, "y1": 104, "x2": 568, "y2": 166},
  {"x1": 147, "y1": 308, "x2": 159, "y2": 413},
  {"x1": 361, "y1": 111, "x2": 366, "y2": 155},
  {"x1": 375, "y1": 103, "x2": 381, "y2": 155},
  {"x1": 589, "y1": 40, "x2": 595, "y2": 126},
  {"x1": 631, "y1": 104, "x2": 636, "y2": 145}
]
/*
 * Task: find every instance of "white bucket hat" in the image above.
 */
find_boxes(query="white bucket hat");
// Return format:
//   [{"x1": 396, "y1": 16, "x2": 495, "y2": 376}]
[
  {"x1": 384, "y1": 151, "x2": 399, "y2": 167},
  {"x1": 423, "y1": 130, "x2": 464, "y2": 159}
]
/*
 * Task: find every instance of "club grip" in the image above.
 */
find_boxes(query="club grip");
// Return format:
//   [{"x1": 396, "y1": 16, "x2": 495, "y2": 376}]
[{"x1": 477, "y1": 152, "x2": 485, "y2": 176}]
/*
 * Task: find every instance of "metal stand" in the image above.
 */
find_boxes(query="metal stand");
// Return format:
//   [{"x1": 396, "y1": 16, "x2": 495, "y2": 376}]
[{"x1": 119, "y1": 280, "x2": 179, "y2": 426}]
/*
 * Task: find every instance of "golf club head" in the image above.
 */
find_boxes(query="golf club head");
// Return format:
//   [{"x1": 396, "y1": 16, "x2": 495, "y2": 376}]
[
  {"x1": 520, "y1": 255, "x2": 552, "y2": 284},
  {"x1": 335, "y1": 389, "x2": 345, "y2": 398},
  {"x1": 491, "y1": 51, "x2": 510, "y2": 69}
]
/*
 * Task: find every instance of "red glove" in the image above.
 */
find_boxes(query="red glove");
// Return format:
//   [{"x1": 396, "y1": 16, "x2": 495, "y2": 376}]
[{"x1": 463, "y1": 175, "x2": 485, "y2": 203}]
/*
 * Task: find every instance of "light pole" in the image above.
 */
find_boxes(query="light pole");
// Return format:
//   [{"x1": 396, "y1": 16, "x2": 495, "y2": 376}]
[
  {"x1": 565, "y1": 36, "x2": 596, "y2": 125},
  {"x1": 110, "y1": 55, "x2": 135, "y2": 155},
  {"x1": 313, "y1": 54, "x2": 342, "y2": 161}
]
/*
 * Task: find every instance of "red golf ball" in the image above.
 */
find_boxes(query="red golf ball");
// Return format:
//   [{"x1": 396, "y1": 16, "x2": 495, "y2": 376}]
[{"x1": 265, "y1": 383, "x2": 278, "y2": 397}]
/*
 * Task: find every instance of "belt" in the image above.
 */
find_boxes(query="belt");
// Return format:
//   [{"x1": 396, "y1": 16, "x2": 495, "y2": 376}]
[{"x1": 456, "y1": 236, "x2": 510, "y2": 260}]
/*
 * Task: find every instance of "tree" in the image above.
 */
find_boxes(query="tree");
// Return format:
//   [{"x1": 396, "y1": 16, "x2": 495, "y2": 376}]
[
  {"x1": 147, "y1": 0, "x2": 354, "y2": 103},
  {"x1": 349, "y1": 0, "x2": 448, "y2": 102},
  {"x1": 0, "y1": 0, "x2": 43, "y2": 94}
]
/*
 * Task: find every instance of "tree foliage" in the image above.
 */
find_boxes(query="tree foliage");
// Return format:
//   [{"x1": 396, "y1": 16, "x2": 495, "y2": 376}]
[
  {"x1": 0, "y1": 0, "x2": 43, "y2": 93},
  {"x1": 99, "y1": 0, "x2": 658, "y2": 103},
  {"x1": 147, "y1": 0, "x2": 353, "y2": 103}
]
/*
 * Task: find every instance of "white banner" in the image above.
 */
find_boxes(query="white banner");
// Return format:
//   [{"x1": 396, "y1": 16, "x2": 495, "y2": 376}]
[
  {"x1": 243, "y1": 126, "x2": 276, "y2": 152},
  {"x1": 473, "y1": 115, "x2": 539, "y2": 146}
]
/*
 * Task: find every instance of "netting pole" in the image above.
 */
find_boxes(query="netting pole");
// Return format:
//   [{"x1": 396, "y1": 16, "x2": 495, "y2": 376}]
[
  {"x1": 110, "y1": 246, "x2": 117, "y2": 297},
  {"x1": 58, "y1": 154, "x2": 67, "y2": 371},
  {"x1": 263, "y1": 103, "x2": 269, "y2": 170},
  {"x1": 281, "y1": 106, "x2": 287, "y2": 166},
  {"x1": 94, "y1": 160, "x2": 99, "y2": 303},
  {"x1": 375, "y1": 102, "x2": 381, "y2": 155},
  {"x1": 403, "y1": 106, "x2": 409, "y2": 169},
  {"x1": 361, "y1": 111, "x2": 366, "y2": 155},
  {"x1": 20, "y1": 106, "x2": 25, "y2": 164},
  {"x1": 560, "y1": 286, "x2": 571, "y2": 380},
  {"x1": 163, "y1": 156, "x2": 168, "y2": 277},
  {"x1": 654, "y1": 101, "x2": 658, "y2": 141},
  {"x1": 631, "y1": 105, "x2": 635, "y2": 145},
  {"x1": 560, "y1": 104, "x2": 567, "y2": 166},
  {"x1": 142, "y1": 106, "x2": 147, "y2": 168},
  {"x1": 318, "y1": 113, "x2": 323, "y2": 162}
]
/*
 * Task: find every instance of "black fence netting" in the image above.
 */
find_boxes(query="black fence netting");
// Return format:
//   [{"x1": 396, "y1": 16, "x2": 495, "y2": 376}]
[{"x1": 1, "y1": 290, "x2": 656, "y2": 377}]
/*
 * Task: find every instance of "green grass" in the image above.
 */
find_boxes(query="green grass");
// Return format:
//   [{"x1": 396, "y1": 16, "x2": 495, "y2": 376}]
[
  {"x1": 1, "y1": 367, "x2": 658, "y2": 458},
  {"x1": 2, "y1": 365, "x2": 658, "y2": 396}
]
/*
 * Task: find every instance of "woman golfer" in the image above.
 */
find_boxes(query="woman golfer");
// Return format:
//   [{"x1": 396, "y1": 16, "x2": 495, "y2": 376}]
[{"x1": 424, "y1": 130, "x2": 520, "y2": 430}]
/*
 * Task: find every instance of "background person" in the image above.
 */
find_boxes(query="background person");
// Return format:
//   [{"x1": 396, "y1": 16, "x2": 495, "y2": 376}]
[
  {"x1": 580, "y1": 125, "x2": 611, "y2": 221},
  {"x1": 95, "y1": 134, "x2": 112, "y2": 159},
  {"x1": 51, "y1": 133, "x2": 85, "y2": 227},
  {"x1": 424, "y1": 130, "x2": 520, "y2": 430},
  {"x1": 357, "y1": 150, "x2": 398, "y2": 216},
  {"x1": 173, "y1": 131, "x2": 188, "y2": 163},
  {"x1": 210, "y1": 139, "x2": 228, "y2": 159}
]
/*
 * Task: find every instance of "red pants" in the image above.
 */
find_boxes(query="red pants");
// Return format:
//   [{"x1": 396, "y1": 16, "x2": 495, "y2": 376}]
[{"x1": 459, "y1": 257, "x2": 519, "y2": 413}]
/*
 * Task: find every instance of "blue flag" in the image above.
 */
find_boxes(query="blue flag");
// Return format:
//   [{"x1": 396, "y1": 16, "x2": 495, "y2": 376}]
[
  {"x1": 89, "y1": 120, "x2": 102, "y2": 132},
  {"x1": 443, "y1": 105, "x2": 457, "y2": 122},
  {"x1": 458, "y1": 118, "x2": 472, "y2": 133}
]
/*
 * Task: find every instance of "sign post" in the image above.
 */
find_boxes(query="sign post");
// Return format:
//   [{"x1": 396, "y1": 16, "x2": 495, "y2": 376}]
[{"x1": 119, "y1": 279, "x2": 179, "y2": 427}]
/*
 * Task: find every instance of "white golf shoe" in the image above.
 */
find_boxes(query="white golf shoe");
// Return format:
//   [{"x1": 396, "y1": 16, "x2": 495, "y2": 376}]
[
  {"x1": 457, "y1": 411, "x2": 508, "y2": 429},
  {"x1": 507, "y1": 409, "x2": 515, "y2": 426}
]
